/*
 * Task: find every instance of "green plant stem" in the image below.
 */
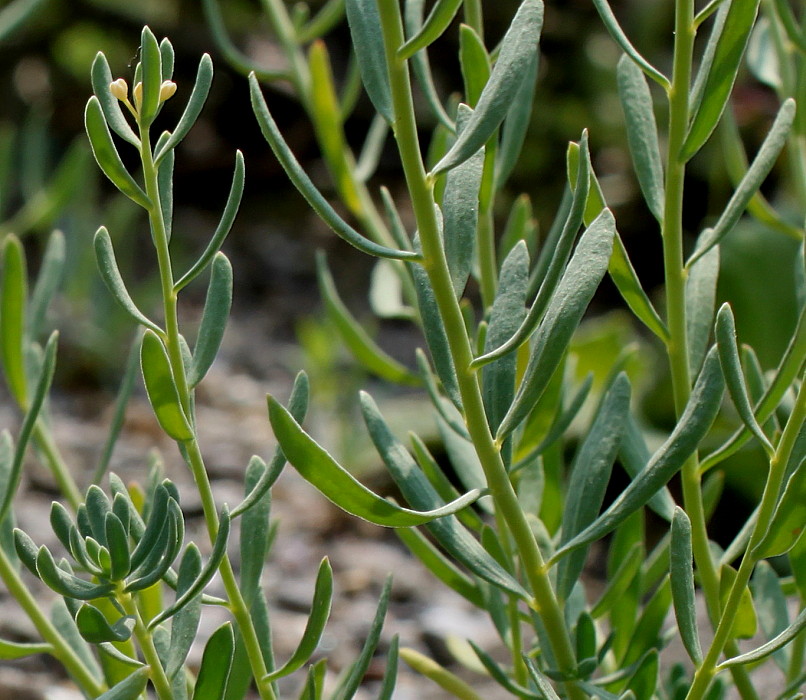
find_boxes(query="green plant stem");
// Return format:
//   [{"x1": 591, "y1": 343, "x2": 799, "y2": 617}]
[
  {"x1": 33, "y1": 423, "x2": 82, "y2": 510},
  {"x1": 687, "y1": 376, "x2": 806, "y2": 700},
  {"x1": 662, "y1": 4, "x2": 759, "y2": 698},
  {"x1": 139, "y1": 124, "x2": 278, "y2": 700},
  {"x1": 463, "y1": 0, "x2": 484, "y2": 40},
  {"x1": 376, "y1": 2, "x2": 584, "y2": 697},
  {"x1": 122, "y1": 592, "x2": 173, "y2": 700},
  {"x1": 0, "y1": 548, "x2": 105, "y2": 696}
]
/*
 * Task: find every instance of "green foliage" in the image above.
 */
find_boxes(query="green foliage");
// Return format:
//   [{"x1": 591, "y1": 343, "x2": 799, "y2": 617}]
[{"x1": 0, "y1": 0, "x2": 803, "y2": 699}]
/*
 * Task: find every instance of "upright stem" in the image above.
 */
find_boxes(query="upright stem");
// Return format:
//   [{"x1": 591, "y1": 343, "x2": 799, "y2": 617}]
[
  {"x1": 663, "y1": 4, "x2": 758, "y2": 698},
  {"x1": 376, "y1": 3, "x2": 584, "y2": 697},
  {"x1": 122, "y1": 592, "x2": 174, "y2": 700},
  {"x1": 687, "y1": 377, "x2": 806, "y2": 700},
  {"x1": 139, "y1": 125, "x2": 277, "y2": 700}
]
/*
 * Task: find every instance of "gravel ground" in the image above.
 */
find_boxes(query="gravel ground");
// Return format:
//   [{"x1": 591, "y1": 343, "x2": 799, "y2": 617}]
[{"x1": 0, "y1": 316, "x2": 796, "y2": 699}]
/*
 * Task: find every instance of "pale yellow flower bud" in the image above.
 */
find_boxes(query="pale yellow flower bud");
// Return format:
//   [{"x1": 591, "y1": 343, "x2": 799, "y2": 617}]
[
  {"x1": 159, "y1": 80, "x2": 177, "y2": 102},
  {"x1": 132, "y1": 82, "x2": 143, "y2": 111},
  {"x1": 109, "y1": 78, "x2": 128, "y2": 101}
]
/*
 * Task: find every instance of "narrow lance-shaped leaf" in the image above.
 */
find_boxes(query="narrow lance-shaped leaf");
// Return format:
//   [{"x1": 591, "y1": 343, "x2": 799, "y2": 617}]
[
  {"x1": 616, "y1": 54, "x2": 664, "y2": 221},
  {"x1": 682, "y1": 0, "x2": 762, "y2": 160},
  {"x1": 148, "y1": 507, "x2": 231, "y2": 629},
  {"x1": 496, "y1": 49, "x2": 539, "y2": 187},
  {"x1": 238, "y1": 457, "x2": 272, "y2": 608},
  {"x1": 557, "y1": 373, "x2": 632, "y2": 600},
  {"x1": 188, "y1": 253, "x2": 232, "y2": 388},
  {"x1": 403, "y1": 0, "x2": 455, "y2": 131},
  {"x1": 28, "y1": 229, "x2": 65, "y2": 340},
  {"x1": 1, "y1": 235, "x2": 28, "y2": 406},
  {"x1": 0, "y1": 639, "x2": 52, "y2": 660},
  {"x1": 94, "y1": 228, "x2": 162, "y2": 334},
  {"x1": 192, "y1": 622, "x2": 235, "y2": 700},
  {"x1": 157, "y1": 146, "x2": 174, "y2": 241},
  {"x1": 137, "y1": 26, "x2": 163, "y2": 127},
  {"x1": 316, "y1": 253, "x2": 420, "y2": 386},
  {"x1": 155, "y1": 54, "x2": 214, "y2": 163},
  {"x1": 76, "y1": 605, "x2": 135, "y2": 644},
  {"x1": 360, "y1": 391, "x2": 529, "y2": 598},
  {"x1": 175, "y1": 150, "x2": 244, "y2": 292},
  {"x1": 443, "y1": 104, "x2": 484, "y2": 297},
  {"x1": 0, "y1": 332, "x2": 58, "y2": 522},
  {"x1": 331, "y1": 577, "x2": 392, "y2": 700},
  {"x1": 551, "y1": 346, "x2": 725, "y2": 562},
  {"x1": 753, "y1": 458, "x2": 806, "y2": 559},
  {"x1": 483, "y1": 242, "x2": 529, "y2": 445},
  {"x1": 84, "y1": 97, "x2": 150, "y2": 209},
  {"x1": 96, "y1": 666, "x2": 150, "y2": 700},
  {"x1": 232, "y1": 371, "x2": 309, "y2": 519},
  {"x1": 497, "y1": 208, "x2": 616, "y2": 440},
  {"x1": 688, "y1": 99, "x2": 796, "y2": 265},
  {"x1": 90, "y1": 51, "x2": 139, "y2": 147},
  {"x1": 409, "y1": 235, "x2": 462, "y2": 407},
  {"x1": 141, "y1": 331, "x2": 193, "y2": 442},
  {"x1": 473, "y1": 134, "x2": 592, "y2": 368},
  {"x1": 459, "y1": 24, "x2": 490, "y2": 108},
  {"x1": 345, "y1": 0, "x2": 393, "y2": 123},
  {"x1": 686, "y1": 245, "x2": 720, "y2": 375},
  {"x1": 431, "y1": 0, "x2": 544, "y2": 176},
  {"x1": 719, "y1": 607, "x2": 806, "y2": 670},
  {"x1": 249, "y1": 75, "x2": 417, "y2": 261},
  {"x1": 35, "y1": 546, "x2": 116, "y2": 600},
  {"x1": 268, "y1": 397, "x2": 482, "y2": 528},
  {"x1": 399, "y1": 0, "x2": 462, "y2": 59},
  {"x1": 263, "y1": 558, "x2": 333, "y2": 681},
  {"x1": 670, "y1": 508, "x2": 703, "y2": 664},
  {"x1": 715, "y1": 303, "x2": 774, "y2": 454},
  {"x1": 164, "y1": 547, "x2": 201, "y2": 676},
  {"x1": 609, "y1": 231, "x2": 669, "y2": 342}
]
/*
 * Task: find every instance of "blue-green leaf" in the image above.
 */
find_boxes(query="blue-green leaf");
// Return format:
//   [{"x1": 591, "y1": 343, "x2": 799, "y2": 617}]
[
  {"x1": 263, "y1": 558, "x2": 333, "y2": 681},
  {"x1": 188, "y1": 253, "x2": 232, "y2": 388},
  {"x1": 497, "y1": 208, "x2": 616, "y2": 439},
  {"x1": 94, "y1": 228, "x2": 162, "y2": 334},
  {"x1": 682, "y1": 0, "x2": 762, "y2": 160},
  {"x1": 360, "y1": 391, "x2": 529, "y2": 598},
  {"x1": 91, "y1": 52, "x2": 139, "y2": 147},
  {"x1": 96, "y1": 667, "x2": 150, "y2": 700},
  {"x1": 249, "y1": 75, "x2": 417, "y2": 261},
  {"x1": 443, "y1": 104, "x2": 484, "y2": 297},
  {"x1": 670, "y1": 508, "x2": 702, "y2": 664},
  {"x1": 557, "y1": 373, "x2": 632, "y2": 600},
  {"x1": 192, "y1": 623, "x2": 235, "y2": 700},
  {"x1": 345, "y1": 0, "x2": 393, "y2": 122},
  {"x1": 268, "y1": 397, "x2": 481, "y2": 528},
  {"x1": 431, "y1": 0, "x2": 544, "y2": 175},
  {"x1": 84, "y1": 97, "x2": 149, "y2": 208},
  {"x1": 398, "y1": 0, "x2": 462, "y2": 59},
  {"x1": 552, "y1": 347, "x2": 724, "y2": 562},
  {"x1": 616, "y1": 55, "x2": 664, "y2": 221},
  {"x1": 140, "y1": 330, "x2": 193, "y2": 442},
  {"x1": 688, "y1": 99, "x2": 796, "y2": 265},
  {"x1": 686, "y1": 246, "x2": 720, "y2": 375},
  {"x1": 76, "y1": 605, "x2": 135, "y2": 644}
]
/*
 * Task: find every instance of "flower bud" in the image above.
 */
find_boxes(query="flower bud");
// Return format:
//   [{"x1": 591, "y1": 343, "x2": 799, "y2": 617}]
[
  {"x1": 109, "y1": 78, "x2": 128, "y2": 101},
  {"x1": 159, "y1": 80, "x2": 177, "y2": 102},
  {"x1": 132, "y1": 82, "x2": 143, "y2": 111}
]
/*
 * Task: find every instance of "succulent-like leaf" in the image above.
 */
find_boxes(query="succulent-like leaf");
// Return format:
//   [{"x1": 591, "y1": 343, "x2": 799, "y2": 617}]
[
  {"x1": 670, "y1": 508, "x2": 703, "y2": 664},
  {"x1": 345, "y1": 0, "x2": 393, "y2": 122},
  {"x1": 96, "y1": 666, "x2": 151, "y2": 700},
  {"x1": 192, "y1": 623, "x2": 235, "y2": 700},
  {"x1": 155, "y1": 54, "x2": 214, "y2": 163},
  {"x1": 250, "y1": 76, "x2": 417, "y2": 260},
  {"x1": 553, "y1": 347, "x2": 724, "y2": 561},
  {"x1": 188, "y1": 253, "x2": 232, "y2": 388},
  {"x1": 140, "y1": 330, "x2": 193, "y2": 442},
  {"x1": 497, "y1": 208, "x2": 616, "y2": 439},
  {"x1": 263, "y1": 558, "x2": 333, "y2": 681},
  {"x1": 688, "y1": 99, "x2": 796, "y2": 264},
  {"x1": 94, "y1": 228, "x2": 161, "y2": 334},
  {"x1": 682, "y1": 0, "x2": 762, "y2": 160},
  {"x1": 616, "y1": 55, "x2": 664, "y2": 221},
  {"x1": 84, "y1": 97, "x2": 149, "y2": 208},
  {"x1": 431, "y1": 0, "x2": 543, "y2": 176},
  {"x1": 90, "y1": 52, "x2": 139, "y2": 147},
  {"x1": 753, "y1": 458, "x2": 806, "y2": 559},
  {"x1": 76, "y1": 605, "x2": 135, "y2": 644},
  {"x1": 0, "y1": 235, "x2": 28, "y2": 406},
  {"x1": 269, "y1": 396, "x2": 481, "y2": 527},
  {"x1": 398, "y1": 0, "x2": 462, "y2": 59},
  {"x1": 166, "y1": 544, "x2": 203, "y2": 679},
  {"x1": 36, "y1": 546, "x2": 115, "y2": 600}
]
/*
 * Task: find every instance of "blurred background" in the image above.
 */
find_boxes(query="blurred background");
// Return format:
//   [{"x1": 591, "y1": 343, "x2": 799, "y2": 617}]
[{"x1": 0, "y1": 0, "x2": 801, "y2": 559}]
